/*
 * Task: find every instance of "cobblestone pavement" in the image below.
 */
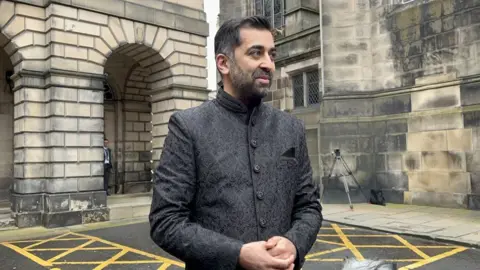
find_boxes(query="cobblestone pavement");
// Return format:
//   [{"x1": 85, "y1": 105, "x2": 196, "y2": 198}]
[{"x1": 0, "y1": 221, "x2": 478, "y2": 270}]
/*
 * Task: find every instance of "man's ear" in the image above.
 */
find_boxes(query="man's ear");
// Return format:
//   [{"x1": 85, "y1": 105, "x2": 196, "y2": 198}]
[{"x1": 216, "y1": 54, "x2": 230, "y2": 76}]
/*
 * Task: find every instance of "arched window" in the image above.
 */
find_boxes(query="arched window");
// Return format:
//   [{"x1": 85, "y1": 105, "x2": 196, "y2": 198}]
[{"x1": 254, "y1": 0, "x2": 284, "y2": 29}]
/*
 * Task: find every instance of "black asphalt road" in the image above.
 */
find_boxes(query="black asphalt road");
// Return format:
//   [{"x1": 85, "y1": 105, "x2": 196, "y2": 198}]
[{"x1": 0, "y1": 221, "x2": 479, "y2": 270}]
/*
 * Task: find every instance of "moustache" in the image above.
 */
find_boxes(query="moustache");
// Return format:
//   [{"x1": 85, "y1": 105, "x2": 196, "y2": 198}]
[{"x1": 252, "y1": 69, "x2": 272, "y2": 80}]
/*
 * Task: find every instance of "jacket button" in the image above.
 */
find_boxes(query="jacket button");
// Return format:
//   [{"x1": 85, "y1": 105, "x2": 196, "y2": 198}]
[
  {"x1": 251, "y1": 139, "x2": 257, "y2": 148},
  {"x1": 253, "y1": 164, "x2": 260, "y2": 173},
  {"x1": 259, "y1": 218, "x2": 266, "y2": 227},
  {"x1": 256, "y1": 191, "x2": 264, "y2": 200}
]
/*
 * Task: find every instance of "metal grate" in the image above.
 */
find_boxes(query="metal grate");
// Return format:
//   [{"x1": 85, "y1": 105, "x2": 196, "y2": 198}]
[
  {"x1": 306, "y1": 70, "x2": 320, "y2": 105},
  {"x1": 292, "y1": 74, "x2": 304, "y2": 108}
]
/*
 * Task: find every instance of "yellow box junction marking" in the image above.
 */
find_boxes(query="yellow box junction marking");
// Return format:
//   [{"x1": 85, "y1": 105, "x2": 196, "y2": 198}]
[
  {"x1": 307, "y1": 223, "x2": 468, "y2": 270},
  {"x1": 1, "y1": 231, "x2": 184, "y2": 270}
]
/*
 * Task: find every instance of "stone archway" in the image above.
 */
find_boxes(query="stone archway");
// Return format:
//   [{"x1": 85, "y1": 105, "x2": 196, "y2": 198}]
[
  {"x1": 103, "y1": 47, "x2": 155, "y2": 195},
  {"x1": 95, "y1": 17, "x2": 210, "y2": 195}
]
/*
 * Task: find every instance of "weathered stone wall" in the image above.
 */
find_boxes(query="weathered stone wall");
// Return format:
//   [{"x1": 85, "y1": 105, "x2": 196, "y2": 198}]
[
  {"x1": 218, "y1": 0, "x2": 252, "y2": 25},
  {"x1": 0, "y1": 0, "x2": 209, "y2": 228},
  {"x1": 318, "y1": 0, "x2": 480, "y2": 209}
]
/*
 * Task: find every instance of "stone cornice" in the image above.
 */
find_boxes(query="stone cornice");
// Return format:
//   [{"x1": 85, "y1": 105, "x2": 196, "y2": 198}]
[{"x1": 10, "y1": 0, "x2": 209, "y2": 37}]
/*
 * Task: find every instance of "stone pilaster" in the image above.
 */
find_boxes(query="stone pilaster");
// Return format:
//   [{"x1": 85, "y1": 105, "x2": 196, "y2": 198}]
[
  {"x1": 11, "y1": 70, "x2": 109, "y2": 228},
  {"x1": 150, "y1": 87, "x2": 208, "y2": 171}
]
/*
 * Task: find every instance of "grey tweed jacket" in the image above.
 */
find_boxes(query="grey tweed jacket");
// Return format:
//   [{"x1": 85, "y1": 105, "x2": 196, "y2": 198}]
[{"x1": 149, "y1": 88, "x2": 322, "y2": 270}]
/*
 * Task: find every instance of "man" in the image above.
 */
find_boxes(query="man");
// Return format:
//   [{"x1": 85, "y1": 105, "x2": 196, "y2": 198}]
[
  {"x1": 149, "y1": 16, "x2": 322, "y2": 270},
  {"x1": 103, "y1": 137, "x2": 112, "y2": 196}
]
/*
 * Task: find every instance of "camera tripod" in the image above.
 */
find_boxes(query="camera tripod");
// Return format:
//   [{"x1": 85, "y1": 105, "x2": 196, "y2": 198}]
[{"x1": 320, "y1": 149, "x2": 369, "y2": 210}]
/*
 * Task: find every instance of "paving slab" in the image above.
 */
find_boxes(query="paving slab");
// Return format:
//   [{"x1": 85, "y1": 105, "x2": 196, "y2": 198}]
[{"x1": 323, "y1": 203, "x2": 480, "y2": 247}]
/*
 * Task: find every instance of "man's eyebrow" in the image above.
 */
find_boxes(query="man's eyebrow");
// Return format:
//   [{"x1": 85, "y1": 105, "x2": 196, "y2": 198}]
[
  {"x1": 247, "y1": 45, "x2": 264, "y2": 51},
  {"x1": 247, "y1": 45, "x2": 276, "y2": 52}
]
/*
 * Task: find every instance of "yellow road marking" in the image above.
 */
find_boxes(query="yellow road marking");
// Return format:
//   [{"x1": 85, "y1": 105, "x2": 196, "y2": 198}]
[
  {"x1": 306, "y1": 247, "x2": 347, "y2": 259},
  {"x1": 416, "y1": 246, "x2": 464, "y2": 249},
  {"x1": 355, "y1": 245, "x2": 408, "y2": 248},
  {"x1": 47, "y1": 239, "x2": 96, "y2": 262},
  {"x1": 23, "y1": 233, "x2": 72, "y2": 250},
  {"x1": 53, "y1": 261, "x2": 163, "y2": 265},
  {"x1": 332, "y1": 224, "x2": 364, "y2": 260},
  {"x1": 320, "y1": 227, "x2": 356, "y2": 230},
  {"x1": 307, "y1": 258, "x2": 423, "y2": 262},
  {"x1": 399, "y1": 247, "x2": 468, "y2": 270},
  {"x1": 8, "y1": 238, "x2": 88, "y2": 244},
  {"x1": 307, "y1": 258, "x2": 343, "y2": 262},
  {"x1": 2, "y1": 230, "x2": 185, "y2": 269},
  {"x1": 392, "y1": 235, "x2": 430, "y2": 259},
  {"x1": 318, "y1": 234, "x2": 394, "y2": 237},
  {"x1": 315, "y1": 239, "x2": 345, "y2": 246},
  {"x1": 93, "y1": 249, "x2": 129, "y2": 270},
  {"x1": 69, "y1": 232, "x2": 185, "y2": 267},
  {"x1": 29, "y1": 247, "x2": 121, "y2": 251},
  {"x1": 1, "y1": 242, "x2": 52, "y2": 267},
  {"x1": 159, "y1": 263, "x2": 172, "y2": 270}
]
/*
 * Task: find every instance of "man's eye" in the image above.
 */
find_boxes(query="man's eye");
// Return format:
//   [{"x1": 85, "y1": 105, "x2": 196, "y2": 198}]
[{"x1": 250, "y1": 50, "x2": 261, "y2": 56}]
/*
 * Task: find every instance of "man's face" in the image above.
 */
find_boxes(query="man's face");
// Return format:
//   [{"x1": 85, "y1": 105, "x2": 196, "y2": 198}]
[
  {"x1": 226, "y1": 28, "x2": 276, "y2": 99},
  {"x1": 104, "y1": 140, "x2": 108, "y2": 147}
]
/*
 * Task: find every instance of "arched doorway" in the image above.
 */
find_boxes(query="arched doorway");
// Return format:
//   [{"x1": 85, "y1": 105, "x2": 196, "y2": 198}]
[{"x1": 103, "y1": 45, "x2": 159, "y2": 195}]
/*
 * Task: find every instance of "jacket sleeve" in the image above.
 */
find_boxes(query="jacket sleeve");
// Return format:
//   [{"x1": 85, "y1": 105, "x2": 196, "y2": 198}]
[
  {"x1": 149, "y1": 112, "x2": 244, "y2": 269},
  {"x1": 284, "y1": 122, "x2": 323, "y2": 269}
]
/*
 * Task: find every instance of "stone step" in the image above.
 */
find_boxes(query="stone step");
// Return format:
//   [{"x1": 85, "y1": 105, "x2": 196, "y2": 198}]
[{"x1": 107, "y1": 192, "x2": 152, "y2": 221}]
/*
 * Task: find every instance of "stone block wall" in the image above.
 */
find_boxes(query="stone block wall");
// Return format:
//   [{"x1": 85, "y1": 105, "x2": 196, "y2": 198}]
[
  {"x1": 122, "y1": 103, "x2": 152, "y2": 193},
  {"x1": 219, "y1": 0, "x2": 251, "y2": 25},
  {"x1": 319, "y1": 71, "x2": 480, "y2": 209},
  {"x1": 313, "y1": 0, "x2": 480, "y2": 209},
  {"x1": 0, "y1": 0, "x2": 209, "y2": 228}
]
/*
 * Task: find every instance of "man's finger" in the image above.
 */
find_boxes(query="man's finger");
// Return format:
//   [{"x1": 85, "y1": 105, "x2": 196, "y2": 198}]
[
  {"x1": 268, "y1": 247, "x2": 286, "y2": 257},
  {"x1": 265, "y1": 236, "x2": 281, "y2": 249},
  {"x1": 266, "y1": 254, "x2": 295, "y2": 269}
]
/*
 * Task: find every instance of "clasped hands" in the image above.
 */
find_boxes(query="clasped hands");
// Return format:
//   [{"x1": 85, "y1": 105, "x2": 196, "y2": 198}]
[{"x1": 239, "y1": 236, "x2": 297, "y2": 270}]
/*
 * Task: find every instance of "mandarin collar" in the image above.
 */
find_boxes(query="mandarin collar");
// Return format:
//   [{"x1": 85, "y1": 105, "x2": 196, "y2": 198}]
[
  {"x1": 214, "y1": 87, "x2": 264, "y2": 125},
  {"x1": 215, "y1": 87, "x2": 262, "y2": 114}
]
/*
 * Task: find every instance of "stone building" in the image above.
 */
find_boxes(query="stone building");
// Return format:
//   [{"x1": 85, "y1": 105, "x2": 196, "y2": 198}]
[
  {"x1": 0, "y1": 0, "x2": 208, "y2": 228},
  {"x1": 219, "y1": 0, "x2": 480, "y2": 210}
]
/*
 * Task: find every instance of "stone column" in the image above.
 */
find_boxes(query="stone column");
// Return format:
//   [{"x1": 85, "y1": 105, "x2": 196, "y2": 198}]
[{"x1": 11, "y1": 71, "x2": 109, "y2": 228}]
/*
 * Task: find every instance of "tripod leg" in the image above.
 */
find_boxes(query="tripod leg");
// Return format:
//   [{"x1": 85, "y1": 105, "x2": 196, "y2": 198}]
[
  {"x1": 321, "y1": 157, "x2": 338, "y2": 203},
  {"x1": 341, "y1": 176, "x2": 353, "y2": 210},
  {"x1": 340, "y1": 156, "x2": 369, "y2": 202}
]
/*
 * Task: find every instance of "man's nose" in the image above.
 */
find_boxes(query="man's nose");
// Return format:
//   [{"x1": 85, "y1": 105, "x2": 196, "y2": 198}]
[{"x1": 260, "y1": 57, "x2": 275, "y2": 73}]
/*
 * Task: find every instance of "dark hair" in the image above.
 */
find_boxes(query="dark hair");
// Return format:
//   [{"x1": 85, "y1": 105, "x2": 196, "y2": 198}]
[{"x1": 214, "y1": 16, "x2": 273, "y2": 58}]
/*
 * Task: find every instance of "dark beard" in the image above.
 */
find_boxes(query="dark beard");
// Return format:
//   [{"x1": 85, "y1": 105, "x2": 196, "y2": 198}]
[{"x1": 230, "y1": 63, "x2": 272, "y2": 103}]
